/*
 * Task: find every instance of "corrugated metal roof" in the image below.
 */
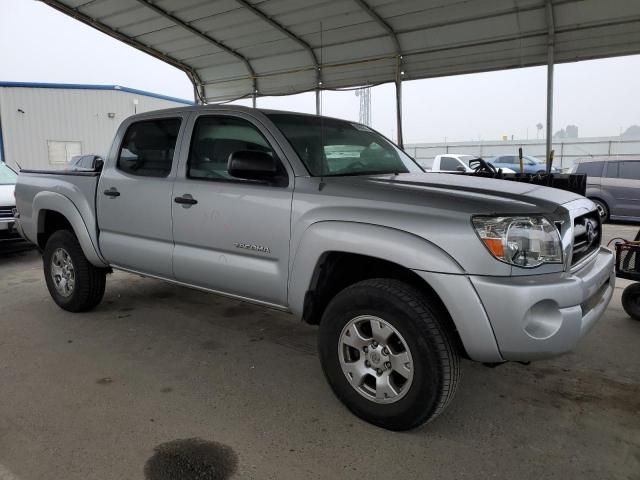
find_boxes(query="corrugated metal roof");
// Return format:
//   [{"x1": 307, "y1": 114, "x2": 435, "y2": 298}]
[
  {"x1": 0, "y1": 81, "x2": 194, "y2": 104},
  {"x1": 42, "y1": 0, "x2": 640, "y2": 103}
]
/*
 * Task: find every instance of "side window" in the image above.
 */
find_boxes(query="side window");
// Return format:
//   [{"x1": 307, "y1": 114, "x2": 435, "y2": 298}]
[
  {"x1": 80, "y1": 156, "x2": 93, "y2": 169},
  {"x1": 494, "y1": 156, "x2": 513, "y2": 164},
  {"x1": 576, "y1": 161, "x2": 604, "y2": 177},
  {"x1": 188, "y1": 116, "x2": 282, "y2": 182},
  {"x1": 440, "y1": 156, "x2": 462, "y2": 171},
  {"x1": 117, "y1": 118, "x2": 181, "y2": 178},
  {"x1": 619, "y1": 161, "x2": 640, "y2": 180},
  {"x1": 604, "y1": 161, "x2": 619, "y2": 178}
]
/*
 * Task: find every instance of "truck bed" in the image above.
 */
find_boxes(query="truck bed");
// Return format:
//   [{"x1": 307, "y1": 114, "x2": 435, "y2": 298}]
[{"x1": 14, "y1": 169, "x2": 101, "y2": 254}]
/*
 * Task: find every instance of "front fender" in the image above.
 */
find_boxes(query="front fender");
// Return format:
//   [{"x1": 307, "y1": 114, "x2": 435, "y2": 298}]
[
  {"x1": 287, "y1": 221, "x2": 464, "y2": 318},
  {"x1": 33, "y1": 192, "x2": 107, "y2": 267}
]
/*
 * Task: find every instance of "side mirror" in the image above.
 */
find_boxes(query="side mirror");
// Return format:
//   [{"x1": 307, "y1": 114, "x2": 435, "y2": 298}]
[
  {"x1": 455, "y1": 165, "x2": 466, "y2": 172},
  {"x1": 228, "y1": 150, "x2": 282, "y2": 184},
  {"x1": 92, "y1": 156, "x2": 104, "y2": 172}
]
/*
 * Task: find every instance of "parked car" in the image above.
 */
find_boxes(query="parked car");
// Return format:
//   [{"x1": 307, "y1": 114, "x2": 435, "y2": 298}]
[
  {"x1": 68, "y1": 154, "x2": 104, "y2": 172},
  {"x1": 0, "y1": 162, "x2": 21, "y2": 243},
  {"x1": 429, "y1": 154, "x2": 516, "y2": 173},
  {"x1": 14, "y1": 106, "x2": 614, "y2": 430},
  {"x1": 573, "y1": 157, "x2": 640, "y2": 222},
  {"x1": 487, "y1": 154, "x2": 559, "y2": 174}
]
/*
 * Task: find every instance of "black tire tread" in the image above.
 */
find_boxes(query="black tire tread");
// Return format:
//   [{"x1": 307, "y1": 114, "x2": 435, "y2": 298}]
[
  {"x1": 359, "y1": 279, "x2": 461, "y2": 421},
  {"x1": 43, "y1": 230, "x2": 106, "y2": 312},
  {"x1": 320, "y1": 278, "x2": 461, "y2": 429}
]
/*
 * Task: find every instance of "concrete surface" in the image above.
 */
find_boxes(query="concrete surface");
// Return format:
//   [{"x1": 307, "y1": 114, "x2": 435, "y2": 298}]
[{"x1": 0, "y1": 224, "x2": 638, "y2": 480}]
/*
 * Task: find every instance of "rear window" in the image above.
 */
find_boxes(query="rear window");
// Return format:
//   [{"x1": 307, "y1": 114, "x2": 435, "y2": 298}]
[
  {"x1": 619, "y1": 161, "x2": 640, "y2": 180},
  {"x1": 576, "y1": 161, "x2": 604, "y2": 177},
  {"x1": 117, "y1": 119, "x2": 181, "y2": 178}
]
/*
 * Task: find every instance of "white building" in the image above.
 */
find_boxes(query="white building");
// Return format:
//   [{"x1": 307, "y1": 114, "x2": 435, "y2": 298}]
[{"x1": 0, "y1": 82, "x2": 192, "y2": 170}]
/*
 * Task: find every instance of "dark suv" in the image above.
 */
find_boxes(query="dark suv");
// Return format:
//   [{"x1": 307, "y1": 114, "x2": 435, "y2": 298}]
[{"x1": 574, "y1": 157, "x2": 640, "y2": 222}]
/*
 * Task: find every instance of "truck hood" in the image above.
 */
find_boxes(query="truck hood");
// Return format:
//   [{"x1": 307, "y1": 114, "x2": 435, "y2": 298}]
[
  {"x1": 325, "y1": 172, "x2": 583, "y2": 215},
  {"x1": 294, "y1": 172, "x2": 590, "y2": 277},
  {"x1": 0, "y1": 184, "x2": 15, "y2": 207}
]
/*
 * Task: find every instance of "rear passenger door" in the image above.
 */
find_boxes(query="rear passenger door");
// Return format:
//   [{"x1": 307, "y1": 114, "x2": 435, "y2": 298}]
[
  {"x1": 603, "y1": 161, "x2": 640, "y2": 219},
  {"x1": 97, "y1": 114, "x2": 187, "y2": 277},
  {"x1": 171, "y1": 112, "x2": 294, "y2": 307}
]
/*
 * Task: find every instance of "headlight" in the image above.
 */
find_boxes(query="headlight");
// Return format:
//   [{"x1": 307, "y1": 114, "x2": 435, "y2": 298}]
[{"x1": 472, "y1": 215, "x2": 563, "y2": 268}]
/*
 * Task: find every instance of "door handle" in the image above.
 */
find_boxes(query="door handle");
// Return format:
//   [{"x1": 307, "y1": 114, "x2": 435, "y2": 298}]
[
  {"x1": 174, "y1": 194, "x2": 198, "y2": 206},
  {"x1": 103, "y1": 188, "x2": 120, "y2": 197}
]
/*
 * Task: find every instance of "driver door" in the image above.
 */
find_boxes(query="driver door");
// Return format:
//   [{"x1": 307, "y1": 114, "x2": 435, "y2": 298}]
[{"x1": 171, "y1": 112, "x2": 294, "y2": 307}]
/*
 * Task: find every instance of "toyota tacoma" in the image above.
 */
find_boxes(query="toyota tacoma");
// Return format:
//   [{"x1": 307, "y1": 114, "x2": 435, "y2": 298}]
[{"x1": 14, "y1": 106, "x2": 614, "y2": 430}]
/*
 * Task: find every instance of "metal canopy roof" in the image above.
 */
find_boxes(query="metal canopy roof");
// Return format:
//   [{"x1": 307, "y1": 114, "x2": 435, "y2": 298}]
[{"x1": 43, "y1": 0, "x2": 640, "y2": 105}]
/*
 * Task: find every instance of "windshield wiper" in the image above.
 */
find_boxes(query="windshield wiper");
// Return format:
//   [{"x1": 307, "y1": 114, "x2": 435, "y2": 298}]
[{"x1": 324, "y1": 170, "x2": 405, "y2": 177}]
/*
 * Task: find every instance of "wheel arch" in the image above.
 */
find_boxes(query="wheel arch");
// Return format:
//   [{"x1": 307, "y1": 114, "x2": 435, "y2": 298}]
[
  {"x1": 288, "y1": 221, "x2": 467, "y2": 355},
  {"x1": 33, "y1": 192, "x2": 107, "y2": 267}
]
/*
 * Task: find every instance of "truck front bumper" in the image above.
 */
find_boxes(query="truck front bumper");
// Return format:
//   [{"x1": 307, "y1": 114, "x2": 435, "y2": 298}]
[
  {"x1": 470, "y1": 247, "x2": 615, "y2": 361},
  {"x1": 415, "y1": 247, "x2": 615, "y2": 362}
]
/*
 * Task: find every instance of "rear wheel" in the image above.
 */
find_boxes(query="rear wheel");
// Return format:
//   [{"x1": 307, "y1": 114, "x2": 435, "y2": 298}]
[
  {"x1": 318, "y1": 278, "x2": 460, "y2": 430},
  {"x1": 591, "y1": 198, "x2": 609, "y2": 223},
  {"x1": 43, "y1": 230, "x2": 106, "y2": 312},
  {"x1": 621, "y1": 283, "x2": 640, "y2": 321}
]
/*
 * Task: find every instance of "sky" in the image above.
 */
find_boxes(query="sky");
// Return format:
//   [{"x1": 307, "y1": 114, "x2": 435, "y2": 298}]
[{"x1": 1, "y1": 0, "x2": 639, "y2": 143}]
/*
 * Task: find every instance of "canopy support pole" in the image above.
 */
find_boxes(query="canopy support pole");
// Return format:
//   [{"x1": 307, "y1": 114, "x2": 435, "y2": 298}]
[
  {"x1": 545, "y1": 0, "x2": 555, "y2": 173},
  {"x1": 395, "y1": 57, "x2": 404, "y2": 148}
]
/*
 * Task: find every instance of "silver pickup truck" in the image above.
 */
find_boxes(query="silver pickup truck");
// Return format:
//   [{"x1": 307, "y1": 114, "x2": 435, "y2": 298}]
[{"x1": 15, "y1": 106, "x2": 615, "y2": 430}]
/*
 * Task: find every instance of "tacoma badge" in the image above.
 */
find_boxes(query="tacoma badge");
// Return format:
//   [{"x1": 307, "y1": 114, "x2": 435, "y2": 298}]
[{"x1": 234, "y1": 242, "x2": 271, "y2": 254}]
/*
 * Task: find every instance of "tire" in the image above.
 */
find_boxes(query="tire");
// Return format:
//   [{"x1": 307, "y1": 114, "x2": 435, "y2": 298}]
[
  {"x1": 43, "y1": 230, "x2": 106, "y2": 312},
  {"x1": 590, "y1": 198, "x2": 609, "y2": 223},
  {"x1": 621, "y1": 283, "x2": 640, "y2": 321},
  {"x1": 318, "y1": 278, "x2": 460, "y2": 431}
]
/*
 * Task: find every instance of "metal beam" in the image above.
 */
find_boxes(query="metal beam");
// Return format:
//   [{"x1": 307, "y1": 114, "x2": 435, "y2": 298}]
[
  {"x1": 133, "y1": 0, "x2": 257, "y2": 98},
  {"x1": 41, "y1": 0, "x2": 206, "y2": 104},
  {"x1": 352, "y1": 0, "x2": 401, "y2": 53},
  {"x1": 395, "y1": 59, "x2": 403, "y2": 148},
  {"x1": 352, "y1": 0, "x2": 403, "y2": 147},
  {"x1": 234, "y1": 0, "x2": 322, "y2": 114},
  {"x1": 545, "y1": 0, "x2": 555, "y2": 173}
]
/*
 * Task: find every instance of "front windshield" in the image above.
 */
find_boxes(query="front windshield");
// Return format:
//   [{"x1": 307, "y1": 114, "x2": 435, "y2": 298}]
[
  {"x1": 458, "y1": 155, "x2": 475, "y2": 166},
  {"x1": 267, "y1": 113, "x2": 423, "y2": 176},
  {"x1": 0, "y1": 163, "x2": 17, "y2": 185}
]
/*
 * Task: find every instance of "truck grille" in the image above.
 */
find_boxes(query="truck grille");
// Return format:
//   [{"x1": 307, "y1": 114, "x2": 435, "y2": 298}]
[
  {"x1": 0, "y1": 206, "x2": 14, "y2": 219},
  {"x1": 572, "y1": 210, "x2": 601, "y2": 266}
]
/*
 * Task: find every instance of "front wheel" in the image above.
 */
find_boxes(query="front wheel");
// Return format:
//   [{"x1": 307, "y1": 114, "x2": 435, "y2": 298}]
[
  {"x1": 318, "y1": 279, "x2": 460, "y2": 430},
  {"x1": 43, "y1": 230, "x2": 106, "y2": 312}
]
